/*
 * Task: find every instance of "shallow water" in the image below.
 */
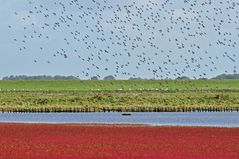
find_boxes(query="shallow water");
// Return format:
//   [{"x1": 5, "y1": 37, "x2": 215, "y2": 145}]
[{"x1": 0, "y1": 112, "x2": 238, "y2": 127}]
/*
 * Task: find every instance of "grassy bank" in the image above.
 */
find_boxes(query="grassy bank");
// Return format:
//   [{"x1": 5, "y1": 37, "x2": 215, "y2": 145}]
[{"x1": 0, "y1": 80, "x2": 239, "y2": 112}]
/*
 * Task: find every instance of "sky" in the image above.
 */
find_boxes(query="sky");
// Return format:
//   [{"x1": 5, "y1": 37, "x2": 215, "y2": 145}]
[{"x1": 0, "y1": 0, "x2": 239, "y2": 79}]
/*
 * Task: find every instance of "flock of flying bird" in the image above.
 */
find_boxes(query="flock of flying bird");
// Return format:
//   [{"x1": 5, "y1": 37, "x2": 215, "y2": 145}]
[{"x1": 8, "y1": 0, "x2": 239, "y2": 79}]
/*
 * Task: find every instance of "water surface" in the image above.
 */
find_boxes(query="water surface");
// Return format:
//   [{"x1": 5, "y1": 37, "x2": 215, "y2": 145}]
[{"x1": 0, "y1": 112, "x2": 238, "y2": 127}]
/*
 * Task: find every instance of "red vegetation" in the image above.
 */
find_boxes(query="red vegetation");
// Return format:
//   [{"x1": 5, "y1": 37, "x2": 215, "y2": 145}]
[{"x1": 0, "y1": 123, "x2": 238, "y2": 159}]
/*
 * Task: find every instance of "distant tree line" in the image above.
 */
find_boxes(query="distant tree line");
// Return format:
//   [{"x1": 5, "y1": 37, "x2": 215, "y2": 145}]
[
  {"x1": 2, "y1": 75, "x2": 117, "y2": 80},
  {"x1": 89, "y1": 75, "x2": 116, "y2": 80},
  {"x1": 175, "y1": 76, "x2": 191, "y2": 80},
  {"x1": 2, "y1": 75, "x2": 79, "y2": 80},
  {"x1": 175, "y1": 74, "x2": 239, "y2": 80},
  {"x1": 2, "y1": 74, "x2": 239, "y2": 80},
  {"x1": 212, "y1": 74, "x2": 239, "y2": 80}
]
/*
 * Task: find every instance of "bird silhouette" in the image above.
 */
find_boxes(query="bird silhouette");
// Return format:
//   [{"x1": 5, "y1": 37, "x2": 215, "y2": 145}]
[{"x1": 7, "y1": 0, "x2": 239, "y2": 79}]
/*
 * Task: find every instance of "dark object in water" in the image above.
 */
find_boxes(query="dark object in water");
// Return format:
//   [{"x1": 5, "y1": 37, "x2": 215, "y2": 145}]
[{"x1": 121, "y1": 113, "x2": 132, "y2": 116}]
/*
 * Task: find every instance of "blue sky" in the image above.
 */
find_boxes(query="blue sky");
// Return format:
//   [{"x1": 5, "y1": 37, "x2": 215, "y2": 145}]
[{"x1": 0, "y1": 0, "x2": 239, "y2": 79}]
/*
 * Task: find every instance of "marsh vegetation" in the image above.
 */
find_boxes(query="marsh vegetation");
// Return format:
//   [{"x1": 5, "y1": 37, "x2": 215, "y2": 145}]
[{"x1": 0, "y1": 80, "x2": 239, "y2": 112}]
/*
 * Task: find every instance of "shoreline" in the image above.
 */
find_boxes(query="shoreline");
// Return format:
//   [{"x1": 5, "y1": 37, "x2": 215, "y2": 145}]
[{"x1": 0, "y1": 122, "x2": 238, "y2": 128}]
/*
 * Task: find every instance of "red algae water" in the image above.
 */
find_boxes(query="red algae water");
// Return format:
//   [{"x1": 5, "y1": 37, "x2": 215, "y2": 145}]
[{"x1": 0, "y1": 123, "x2": 238, "y2": 159}]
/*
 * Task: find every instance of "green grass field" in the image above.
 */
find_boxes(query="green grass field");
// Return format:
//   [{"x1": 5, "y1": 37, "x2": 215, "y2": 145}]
[
  {"x1": 0, "y1": 80, "x2": 239, "y2": 112},
  {"x1": 1, "y1": 80, "x2": 239, "y2": 91}
]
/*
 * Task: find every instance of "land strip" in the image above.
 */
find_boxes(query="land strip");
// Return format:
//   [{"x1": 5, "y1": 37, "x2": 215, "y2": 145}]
[{"x1": 0, "y1": 80, "x2": 239, "y2": 112}]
